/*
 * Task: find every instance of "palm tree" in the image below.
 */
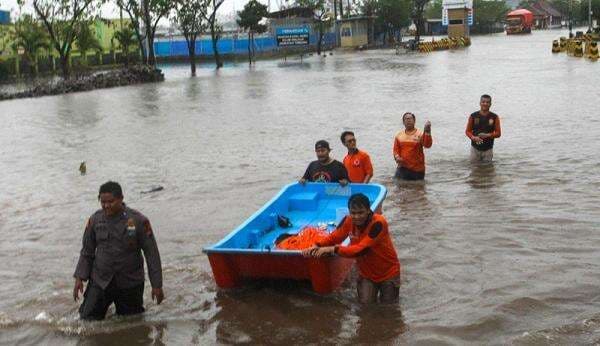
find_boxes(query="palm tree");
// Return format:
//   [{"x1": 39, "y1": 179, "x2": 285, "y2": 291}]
[
  {"x1": 75, "y1": 22, "x2": 103, "y2": 65},
  {"x1": 113, "y1": 26, "x2": 137, "y2": 66},
  {"x1": 12, "y1": 14, "x2": 49, "y2": 75}
]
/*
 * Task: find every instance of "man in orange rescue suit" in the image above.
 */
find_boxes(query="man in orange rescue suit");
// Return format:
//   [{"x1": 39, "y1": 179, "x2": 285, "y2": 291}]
[
  {"x1": 465, "y1": 94, "x2": 501, "y2": 162},
  {"x1": 393, "y1": 112, "x2": 432, "y2": 180},
  {"x1": 341, "y1": 131, "x2": 373, "y2": 183},
  {"x1": 302, "y1": 193, "x2": 401, "y2": 304},
  {"x1": 73, "y1": 181, "x2": 164, "y2": 320}
]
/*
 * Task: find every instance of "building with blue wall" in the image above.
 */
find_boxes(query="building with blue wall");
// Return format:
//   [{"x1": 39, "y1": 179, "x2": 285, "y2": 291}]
[{"x1": 154, "y1": 33, "x2": 336, "y2": 58}]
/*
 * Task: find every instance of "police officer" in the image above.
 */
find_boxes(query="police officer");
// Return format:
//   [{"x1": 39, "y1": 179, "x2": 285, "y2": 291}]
[{"x1": 73, "y1": 181, "x2": 164, "y2": 320}]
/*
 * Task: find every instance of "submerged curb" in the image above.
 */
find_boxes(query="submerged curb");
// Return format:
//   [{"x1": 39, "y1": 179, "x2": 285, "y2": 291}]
[{"x1": 0, "y1": 65, "x2": 165, "y2": 101}]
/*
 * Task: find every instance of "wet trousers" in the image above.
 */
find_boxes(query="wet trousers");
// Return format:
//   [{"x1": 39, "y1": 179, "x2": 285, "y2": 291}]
[
  {"x1": 395, "y1": 167, "x2": 425, "y2": 180},
  {"x1": 357, "y1": 275, "x2": 400, "y2": 304},
  {"x1": 470, "y1": 147, "x2": 494, "y2": 163},
  {"x1": 79, "y1": 280, "x2": 144, "y2": 320}
]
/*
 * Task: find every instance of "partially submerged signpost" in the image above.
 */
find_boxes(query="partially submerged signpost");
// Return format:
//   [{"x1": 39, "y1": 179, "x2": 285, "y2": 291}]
[{"x1": 276, "y1": 26, "x2": 310, "y2": 62}]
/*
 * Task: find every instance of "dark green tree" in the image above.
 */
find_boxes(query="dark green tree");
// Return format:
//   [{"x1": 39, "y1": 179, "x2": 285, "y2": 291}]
[
  {"x1": 113, "y1": 25, "x2": 136, "y2": 66},
  {"x1": 116, "y1": 0, "x2": 146, "y2": 62},
  {"x1": 12, "y1": 14, "x2": 49, "y2": 75},
  {"x1": 32, "y1": 0, "x2": 102, "y2": 78},
  {"x1": 579, "y1": 0, "x2": 600, "y2": 26},
  {"x1": 297, "y1": 0, "x2": 333, "y2": 55},
  {"x1": 425, "y1": 0, "x2": 442, "y2": 19},
  {"x1": 237, "y1": 0, "x2": 268, "y2": 65},
  {"x1": 203, "y1": 0, "x2": 225, "y2": 68},
  {"x1": 378, "y1": 0, "x2": 411, "y2": 44},
  {"x1": 413, "y1": 0, "x2": 430, "y2": 43},
  {"x1": 359, "y1": 0, "x2": 378, "y2": 44},
  {"x1": 174, "y1": 0, "x2": 208, "y2": 75},
  {"x1": 472, "y1": 0, "x2": 509, "y2": 33},
  {"x1": 115, "y1": 0, "x2": 172, "y2": 66},
  {"x1": 74, "y1": 21, "x2": 102, "y2": 64}
]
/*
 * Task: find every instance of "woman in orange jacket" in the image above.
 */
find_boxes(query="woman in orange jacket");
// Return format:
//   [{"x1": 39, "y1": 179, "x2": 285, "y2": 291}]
[{"x1": 393, "y1": 112, "x2": 433, "y2": 180}]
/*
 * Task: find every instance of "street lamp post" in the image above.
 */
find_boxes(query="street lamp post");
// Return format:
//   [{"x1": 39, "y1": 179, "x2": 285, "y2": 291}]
[{"x1": 569, "y1": 0, "x2": 573, "y2": 37}]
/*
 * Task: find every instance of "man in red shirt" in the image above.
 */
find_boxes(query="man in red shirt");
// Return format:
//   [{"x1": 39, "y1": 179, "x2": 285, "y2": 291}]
[
  {"x1": 302, "y1": 193, "x2": 401, "y2": 304},
  {"x1": 340, "y1": 131, "x2": 373, "y2": 183}
]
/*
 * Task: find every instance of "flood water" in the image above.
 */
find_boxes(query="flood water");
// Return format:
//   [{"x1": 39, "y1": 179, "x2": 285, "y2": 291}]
[{"x1": 1, "y1": 29, "x2": 600, "y2": 345}]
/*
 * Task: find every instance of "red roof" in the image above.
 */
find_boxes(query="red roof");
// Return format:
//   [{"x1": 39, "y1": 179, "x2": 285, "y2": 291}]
[{"x1": 507, "y1": 9, "x2": 533, "y2": 17}]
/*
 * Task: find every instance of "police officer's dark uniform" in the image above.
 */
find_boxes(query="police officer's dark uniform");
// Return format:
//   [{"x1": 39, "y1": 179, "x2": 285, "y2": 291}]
[{"x1": 74, "y1": 205, "x2": 163, "y2": 320}]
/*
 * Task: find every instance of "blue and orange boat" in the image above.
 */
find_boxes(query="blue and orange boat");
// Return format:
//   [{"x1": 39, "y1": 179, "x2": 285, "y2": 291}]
[{"x1": 203, "y1": 182, "x2": 387, "y2": 294}]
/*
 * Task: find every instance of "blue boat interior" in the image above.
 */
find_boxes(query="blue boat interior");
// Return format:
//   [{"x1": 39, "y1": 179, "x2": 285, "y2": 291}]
[{"x1": 204, "y1": 183, "x2": 387, "y2": 253}]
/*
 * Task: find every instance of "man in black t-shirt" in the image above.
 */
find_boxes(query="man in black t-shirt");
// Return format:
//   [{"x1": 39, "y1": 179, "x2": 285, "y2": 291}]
[
  {"x1": 299, "y1": 140, "x2": 349, "y2": 185},
  {"x1": 465, "y1": 94, "x2": 502, "y2": 162}
]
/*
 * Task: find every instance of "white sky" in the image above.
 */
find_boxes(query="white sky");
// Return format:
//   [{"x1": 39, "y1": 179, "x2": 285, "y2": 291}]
[{"x1": 1, "y1": 0, "x2": 284, "y2": 20}]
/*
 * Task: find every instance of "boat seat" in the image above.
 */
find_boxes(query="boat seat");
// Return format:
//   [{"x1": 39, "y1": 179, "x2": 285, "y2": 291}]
[
  {"x1": 288, "y1": 192, "x2": 319, "y2": 211},
  {"x1": 248, "y1": 229, "x2": 263, "y2": 248}
]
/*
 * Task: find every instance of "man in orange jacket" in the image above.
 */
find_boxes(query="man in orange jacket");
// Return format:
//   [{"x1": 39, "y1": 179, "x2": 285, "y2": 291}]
[
  {"x1": 302, "y1": 193, "x2": 401, "y2": 303},
  {"x1": 340, "y1": 131, "x2": 373, "y2": 183}
]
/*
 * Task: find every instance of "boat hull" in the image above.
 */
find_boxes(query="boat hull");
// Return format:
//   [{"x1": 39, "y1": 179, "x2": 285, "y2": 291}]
[
  {"x1": 207, "y1": 252, "x2": 354, "y2": 294},
  {"x1": 203, "y1": 182, "x2": 387, "y2": 293}
]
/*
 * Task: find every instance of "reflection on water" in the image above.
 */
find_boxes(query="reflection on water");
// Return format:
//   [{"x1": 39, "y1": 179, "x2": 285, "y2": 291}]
[
  {"x1": 352, "y1": 304, "x2": 407, "y2": 343},
  {"x1": 1, "y1": 29, "x2": 600, "y2": 344},
  {"x1": 212, "y1": 281, "x2": 406, "y2": 344},
  {"x1": 76, "y1": 323, "x2": 167, "y2": 346},
  {"x1": 213, "y1": 283, "x2": 347, "y2": 344},
  {"x1": 467, "y1": 162, "x2": 497, "y2": 189}
]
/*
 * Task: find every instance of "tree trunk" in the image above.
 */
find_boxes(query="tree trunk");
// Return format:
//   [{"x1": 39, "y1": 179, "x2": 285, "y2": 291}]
[
  {"x1": 211, "y1": 22, "x2": 223, "y2": 69},
  {"x1": 187, "y1": 38, "x2": 197, "y2": 76},
  {"x1": 142, "y1": 0, "x2": 154, "y2": 66},
  {"x1": 334, "y1": 0, "x2": 337, "y2": 20},
  {"x1": 317, "y1": 29, "x2": 323, "y2": 55},
  {"x1": 134, "y1": 29, "x2": 147, "y2": 63},
  {"x1": 59, "y1": 53, "x2": 70, "y2": 79},
  {"x1": 147, "y1": 32, "x2": 156, "y2": 66},
  {"x1": 124, "y1": 44, "x2": 129, "y2": 66},
  {"x1": 252, "y1": 32, "x2": 256, "y2": 63},
  {"x1": 248, "y1": 31, "x2": 252, "y2": 65}
]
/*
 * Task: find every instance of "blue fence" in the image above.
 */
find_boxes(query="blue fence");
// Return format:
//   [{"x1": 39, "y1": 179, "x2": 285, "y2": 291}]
[
  {"x1": 0, "y1": 10, "x2": 10, "y2": 25},
  {"x1": 154, "y1": 33, "x2": 336, "y2": 57}
]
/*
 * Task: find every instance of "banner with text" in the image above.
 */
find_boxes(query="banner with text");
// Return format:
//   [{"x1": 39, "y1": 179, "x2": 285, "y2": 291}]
[{"x1": 276, "y1": 27, "x2": 310, "y2": 46}]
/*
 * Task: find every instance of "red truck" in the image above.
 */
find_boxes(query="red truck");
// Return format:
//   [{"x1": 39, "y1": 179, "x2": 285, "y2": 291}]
[{"x1": 506, "y1": 9, "x2": 533, "y2": 34}]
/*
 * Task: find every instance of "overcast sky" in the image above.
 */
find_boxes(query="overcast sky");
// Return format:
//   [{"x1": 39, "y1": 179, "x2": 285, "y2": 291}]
[{"x1": 1, "y1": 0, "x2": 284, "y2": 19}]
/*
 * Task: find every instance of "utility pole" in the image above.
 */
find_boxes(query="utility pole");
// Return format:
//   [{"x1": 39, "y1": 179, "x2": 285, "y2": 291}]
[
  {"x1": 589, "y1": 0, "x2": 592, "y2": 32},
  {"x1": 569, "y1": 0, "x2": 573, "y2": 37}
]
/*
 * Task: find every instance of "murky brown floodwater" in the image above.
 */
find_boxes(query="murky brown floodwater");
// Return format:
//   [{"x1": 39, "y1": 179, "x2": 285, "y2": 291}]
[{"x1": 1, "y1": 29, "x2": 600, "y2": 345}]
